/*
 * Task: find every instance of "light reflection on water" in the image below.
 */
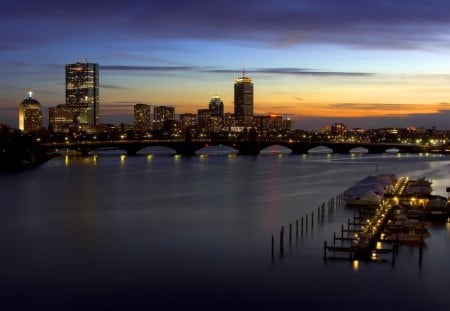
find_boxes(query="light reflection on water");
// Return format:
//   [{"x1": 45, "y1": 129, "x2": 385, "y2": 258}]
[{"x1": 0, "y1": 153, "x2": 449, "y2": 310}]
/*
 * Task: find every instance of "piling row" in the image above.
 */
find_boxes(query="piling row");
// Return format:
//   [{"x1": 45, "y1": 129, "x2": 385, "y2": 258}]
[{"x1": 271, "y1": 191, "x2": 347, "y2": 258}]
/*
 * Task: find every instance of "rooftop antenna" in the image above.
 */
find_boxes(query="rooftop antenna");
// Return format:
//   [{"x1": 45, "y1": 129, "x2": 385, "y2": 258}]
[
  {"x1": 242, "y1": 65, "x2": 245, "y2": 78},
  {"x1": 28, "y1": 91, "x2": 33, "y2": 99}
]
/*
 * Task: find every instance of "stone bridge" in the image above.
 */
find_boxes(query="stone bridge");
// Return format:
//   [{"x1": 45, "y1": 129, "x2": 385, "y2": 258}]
[{"x1": 41, "y1": 139, "x2": 435, "y2": 156}]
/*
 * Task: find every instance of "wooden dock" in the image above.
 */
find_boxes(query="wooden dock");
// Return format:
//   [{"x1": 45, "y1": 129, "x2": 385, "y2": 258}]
[{"x1": 324, "y1": 177, "x2": 410, "y2": 261}]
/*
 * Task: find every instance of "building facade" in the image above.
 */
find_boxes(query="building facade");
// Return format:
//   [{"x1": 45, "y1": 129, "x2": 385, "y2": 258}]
[
  {"x1": 49, "y1": 105, "x2": 76, "y2": 133},
  {"x1": 234, "y1": 74, "x2": 253, "y2": 127},
  {"x1": 134, "y1": 104, "x2": 152, "y2": 132},
  {"x1": 209, "y1": 95, "x2": 224, "y2": 116},
  {"x1": 197, "y1": 109, "x2": 211, "y2": 133},
  {"x1": 18, "y1": 92, "x2": 42, "y2": 133},
  {"x1": 179, "y1": 113, "x2": 197, "y2": 131},
  {"x1": 65, "y1": 62, "x2": 99, "y2": 125},
  {"x1": 153, "y1": 106, "x2": 175, "y2": 130}
]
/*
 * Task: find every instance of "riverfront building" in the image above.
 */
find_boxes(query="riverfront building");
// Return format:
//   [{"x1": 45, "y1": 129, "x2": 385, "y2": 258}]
[
  {"x1": 179, "y1": 113, "x2": 197, "y2": 131},
  {"x1": 134, "y1": 104, "x2": 152, "y2": 132},
  {"x1": 234, "y1": 73, "x2": 254, "y2": 127},
  {"x1": 18, "y1": 92, "x2": 42, "y2": 133},
  {"x1": 153, "y1": 106, "x2": 175, "y2": 130},
  {"x1": 65, "y1": 62, "x2": 99, "y2": 126}
]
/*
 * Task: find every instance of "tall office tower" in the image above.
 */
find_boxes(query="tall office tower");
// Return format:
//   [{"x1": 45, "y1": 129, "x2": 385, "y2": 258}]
[
  {"x1": 153, "y1": 106, "x2": 175, "y2": 130},
  {"x1": 134, "y1": 104, "x2": 152, "y2": 132},
  {"x1": 234, "y1": 72, "x2": 253, "y2": 127},
  {"x1": 18, "y1": 91, "x2": 42, "y2": 133},
  {"x1": 209, "y1": 95, "x2": 224, "y2": 116},
  {"x1": 65, "y1": 62, "x2": 99, "y2": 125}
]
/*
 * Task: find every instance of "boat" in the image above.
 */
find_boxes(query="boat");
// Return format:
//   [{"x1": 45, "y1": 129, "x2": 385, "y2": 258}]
[
  {"x1": 386, "y1": 215, "x2": 430, "y2": 230},
  {"x1": 383, "y1": 229, "x2": 426, "y2": 243},
  {"x1": 405, "y1": 177, "x2": 433, "y2": 195}
]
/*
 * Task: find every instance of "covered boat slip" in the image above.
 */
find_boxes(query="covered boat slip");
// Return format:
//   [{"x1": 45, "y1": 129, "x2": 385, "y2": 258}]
[
  {"x1": 345, "y1": 174, "x2": 449, "y2": 215},
  {"x1": 344, "y1": 174, "x2": 397, "y2": 207}
]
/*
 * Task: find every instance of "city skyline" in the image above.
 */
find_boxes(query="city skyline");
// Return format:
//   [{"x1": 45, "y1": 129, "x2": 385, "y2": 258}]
[{"x1": 2, "y1": 1, "x2": 450, "y2": 130}]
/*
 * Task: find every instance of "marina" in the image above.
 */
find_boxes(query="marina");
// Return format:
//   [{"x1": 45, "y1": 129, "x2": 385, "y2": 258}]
[{"x1": 324, "y1": 174, "x2": 450, "y2": 261}]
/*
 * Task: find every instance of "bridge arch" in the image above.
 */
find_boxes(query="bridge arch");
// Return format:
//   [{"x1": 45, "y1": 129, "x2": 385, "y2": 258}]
[
  {"x1": 308, "y1": 146, "x2": 333, "y2": 154},
  {"x1": 136, "y1": 146, "x2": 177, "y2": 155},
  {"x1": 349, "y1": 147, "x2": 369, "y2": 153},
  {"x1": 260, "y1": 144, "x2": 292, "y2": 155}
]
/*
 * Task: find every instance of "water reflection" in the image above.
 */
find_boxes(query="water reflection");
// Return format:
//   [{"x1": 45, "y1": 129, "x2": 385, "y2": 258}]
[
  {"x1": 352, "y1": 260, "x2": 359, "y2": 271},
  {"x1": 308, "y1": 146, "x2": 333, "y2": 154},
  {"x1": 195, "y1": 145, "x2": 238, "y2": 155},
  {"x1": 260, "y1": 145, "x2": 292, "y2": 155},
  {"x1": 1, "y1": 153, "x2": 450, "y2": 310}
]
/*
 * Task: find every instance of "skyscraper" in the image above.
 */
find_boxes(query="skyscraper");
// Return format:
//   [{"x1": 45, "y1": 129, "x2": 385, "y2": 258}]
[
  {"x1": 18, "y1": 91, "x2": 42, "y2": 133},
  {"x1": 65, "y1": 62, "x2": 99, "y2": 125},
  {"x1": 209, "y1": 95, "x2": 224, "y2": 116},
  {"x1": 234, "y1": 72, "x2": 253, "y2": 127},
  {"x1": 153, "y1": 106, "x2": 175, "y2": 130},
  {"x1": 134, "y1": 104, "x2": 152, "y2": 132}
]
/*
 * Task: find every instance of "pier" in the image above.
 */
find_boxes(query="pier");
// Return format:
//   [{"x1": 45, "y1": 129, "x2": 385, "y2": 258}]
[
  {"x1": 324, "y1": 176, "x2": 448, "y2": 261},
  {"x1": 271, "y1": 174, "x2": 449, "y2": 264}
]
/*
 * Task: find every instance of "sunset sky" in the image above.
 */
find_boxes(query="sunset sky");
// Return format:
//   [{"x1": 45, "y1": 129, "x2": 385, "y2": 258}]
[{"x1": 1, "y1": 0, "x2": 450, "y2": 130}]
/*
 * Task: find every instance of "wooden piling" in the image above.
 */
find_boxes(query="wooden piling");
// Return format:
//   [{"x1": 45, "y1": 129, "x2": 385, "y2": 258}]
[
  {"x1": 301, "y1": 217, "x2": 304, "y2": 233},
  {"x1": 311, "y1": 212, "x2": 314, "y2": 227},
  {"x1": 280, "y1": 226, "x2": 284, "y2": 252},
  {"x1": 296, "y1": 220, "x2": 299, "y2": 237},
  {"x1": 306, "y1": 214, "x2": 308, "y2": 230},
  {"x1": 271, "y1": 235, "x2": 274, "y2": 253},
  {"x1": 289, "y1": 223, "x2": 292, "y2": 242},
  {"x1": 323, "y1": 241, "x2": 327, "y2": 260},
  {"x1": 419, "y1": 244, "x2": 423, "y2": 265}
]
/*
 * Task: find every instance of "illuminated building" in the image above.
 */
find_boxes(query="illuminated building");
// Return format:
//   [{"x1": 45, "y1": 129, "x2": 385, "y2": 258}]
[
  {"x1": 331, "y1": 123, "x2": 347, "y2": 134},
  {"x1": 49, "y1": 105, "x2": 76, "y2": 133},
  {"x1": 224, "y1": 113, "x2": 238, "y2": 131},
  {"x1": 282, "y1": 118, "x2": 292, "y2": 131},
  {"x1": 65, "y1": 62, "x2": 99, "y2": 125},
  {"x1": 253, "y1": 115, "x2": 283, "y2": 132},
  {"x1": 153, "y1": 106, "x2": 175, "y2": 130},
  {"x1": 234, "y1": 72, "x2": 254, "y2": 127},
  {"x1": 197, "y1": 109, "x2": 211, "y2": 133},
  {"x1": 18, "y1": 91, "x2": 42, "y2": 133},
  {"x1": 134, "y1": 104, "x2": 152, "y2": 132},
  {"x1": 179, "y1": 113, "x2": 197, "y2": 131},
  {"x1": 209, "y1": 95, "x2": 224, "y2": 116}
]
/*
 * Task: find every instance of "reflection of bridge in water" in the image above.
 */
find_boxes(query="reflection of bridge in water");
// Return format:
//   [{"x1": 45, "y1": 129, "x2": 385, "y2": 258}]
[{"x1": 41, "y1": 139, "x2": 437, "y2": 156}]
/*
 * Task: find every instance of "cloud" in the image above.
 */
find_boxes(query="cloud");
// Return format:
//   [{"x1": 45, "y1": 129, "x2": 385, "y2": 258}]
[
  {"x1": 98, "y1": 64, "x2": 372, "y2": 77},
  {"x1": 329, "y1": 103, "x2": 405, "y2": 111},
  {"x1": 100, "y1": 84, "x2": 129, "y2": 90},
  {"x1": 101, "y1": 65, "x2": 196, "y2": 72},
  {"x1": 205, "y1": 67, "x2": 372, "y2": 76},
  {"x1": 4, "y1": 0, "x2": 450, "y2": 51}
]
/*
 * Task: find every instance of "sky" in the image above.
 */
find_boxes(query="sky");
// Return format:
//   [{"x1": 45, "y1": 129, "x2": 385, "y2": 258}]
[{"x1": 1, "y1": 0, "x2": 450, "y2": 130}]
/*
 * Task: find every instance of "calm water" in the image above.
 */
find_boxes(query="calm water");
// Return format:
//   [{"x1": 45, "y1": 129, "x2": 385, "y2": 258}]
[{"x1": 0, "y1": 151, "x2": 449, "y2": 310}]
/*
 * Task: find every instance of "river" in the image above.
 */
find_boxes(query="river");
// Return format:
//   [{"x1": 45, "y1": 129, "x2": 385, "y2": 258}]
[{"x1": 0, "y1": 151, "x2": 449, "y2": 310}]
